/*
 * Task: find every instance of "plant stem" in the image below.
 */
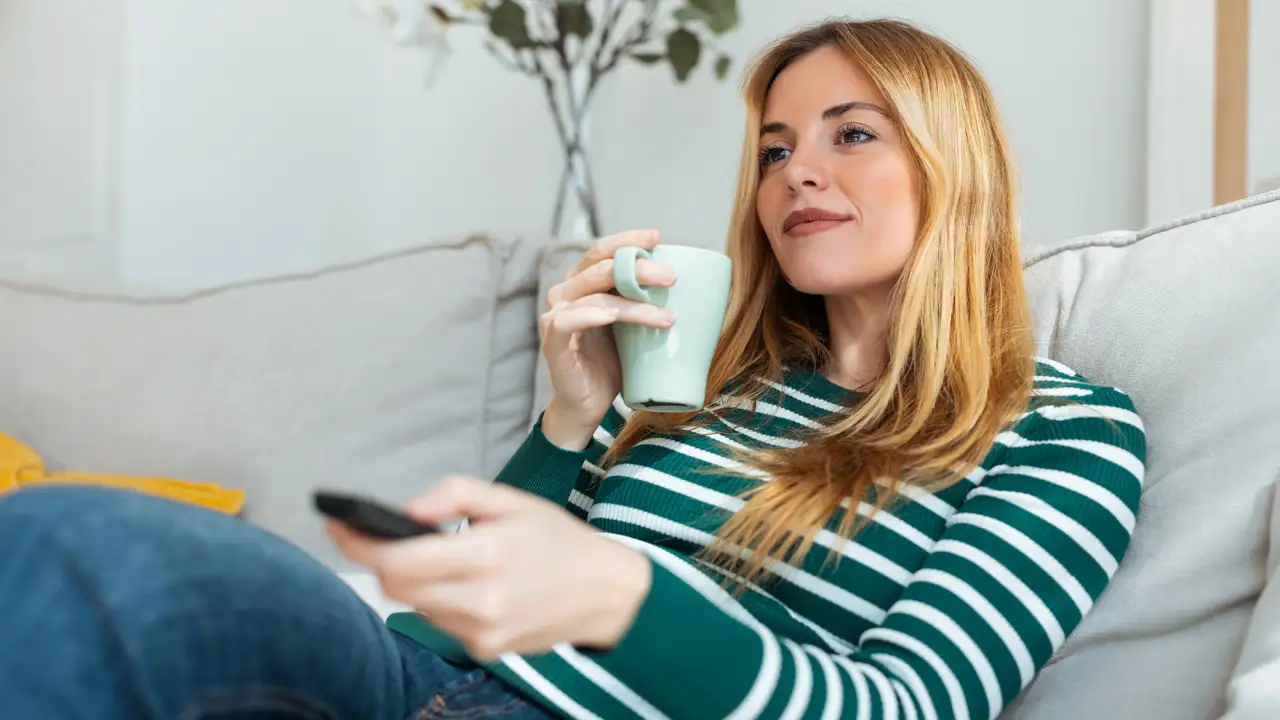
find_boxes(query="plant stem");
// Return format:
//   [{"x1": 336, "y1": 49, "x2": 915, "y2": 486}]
[
  {"x1": 496, "y1": 0, "x2": 666, "y2": 238},
  {"x1": 593, "y1": 0, "x2": 660, "y2": 88},
  {"x1": 529, "y1": 48, "x2": 598, "y2": 237},
  {"x1": 550, "y1": 160, "x2": 571, "y2": 236},
  {"x1": 530, "y1": 52, "x2": 573, "y2": 155},
  {"x1": 573, "y1": 146, "x2": 601, "y2": 236}
]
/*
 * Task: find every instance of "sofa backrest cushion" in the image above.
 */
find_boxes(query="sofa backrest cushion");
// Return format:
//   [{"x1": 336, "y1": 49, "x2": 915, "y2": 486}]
[
  {"x1": 483, "y1": 236, "x2": 543, "y2": 478},
  {"x1": 0, "y1": 236, "x2": 514, "y2": 568}
]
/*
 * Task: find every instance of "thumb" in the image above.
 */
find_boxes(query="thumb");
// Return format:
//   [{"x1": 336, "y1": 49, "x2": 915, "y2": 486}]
[{"x1": 404, "y1": 475, "x2": 531, "y2": 524}]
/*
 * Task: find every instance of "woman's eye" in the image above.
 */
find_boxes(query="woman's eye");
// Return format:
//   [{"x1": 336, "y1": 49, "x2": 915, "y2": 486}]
[
  {"x1": 758, "y1": 146, "x2": 791, "y2": 167},
  {"x1": 838, "y1": 126, "x2": 875, "y2": 145}
]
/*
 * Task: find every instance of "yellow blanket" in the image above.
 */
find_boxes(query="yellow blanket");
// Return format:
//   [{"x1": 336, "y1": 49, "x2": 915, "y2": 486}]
[{"x1": 0, "y1": 433, "x2": 245, "y2": 515}]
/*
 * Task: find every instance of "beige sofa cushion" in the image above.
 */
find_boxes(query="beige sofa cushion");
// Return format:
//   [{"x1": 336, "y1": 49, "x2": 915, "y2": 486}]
[
  {"x1": 483, "y1": 236, "x2": 543, "y2": 478},
  {"x1": 0, "y1": 236, "x2": 505, "y2": 568},
  {"x1": 1003, "y1": 190, "x2": 1280, "y2": 719}
]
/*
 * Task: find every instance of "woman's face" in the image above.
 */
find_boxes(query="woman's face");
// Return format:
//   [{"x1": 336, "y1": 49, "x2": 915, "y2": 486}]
[{"x1": 756, "y1": 46, "x2": 919, "y2": 298}]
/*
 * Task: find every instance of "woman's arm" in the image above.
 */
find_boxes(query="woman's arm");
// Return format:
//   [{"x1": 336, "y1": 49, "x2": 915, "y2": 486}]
[
  {"x1": 518, "y1": 387, "x2": 1146, "y2": 719},
  {"x1": 492, "y1": 401, "x2": 629, "y2": 518}
]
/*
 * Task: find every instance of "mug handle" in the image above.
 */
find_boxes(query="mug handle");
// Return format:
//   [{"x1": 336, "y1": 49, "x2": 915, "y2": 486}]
[{"x1": 612, "y1": 246, "x2": 653, "y2": 304}]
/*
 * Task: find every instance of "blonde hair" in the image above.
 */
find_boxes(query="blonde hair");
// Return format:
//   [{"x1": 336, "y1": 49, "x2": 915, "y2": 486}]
[{"x1": 607, "y1": 19, "x2": 1035, "y2": 584}]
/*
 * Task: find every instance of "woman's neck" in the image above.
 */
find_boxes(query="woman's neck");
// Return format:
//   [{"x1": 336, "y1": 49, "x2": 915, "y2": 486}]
[{"x1": 822, "y1": 289, "x2": 892, "y2": 391}]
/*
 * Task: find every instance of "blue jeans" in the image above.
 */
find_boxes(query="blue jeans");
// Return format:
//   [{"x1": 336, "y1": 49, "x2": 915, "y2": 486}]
[{"x1": 0, "y1": 486, "x2": 553, "y2": 720}]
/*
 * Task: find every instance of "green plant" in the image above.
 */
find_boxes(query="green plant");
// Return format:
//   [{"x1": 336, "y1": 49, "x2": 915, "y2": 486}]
[{"x1": 363, "y1": 0, "x2": 741, "y2": 238}]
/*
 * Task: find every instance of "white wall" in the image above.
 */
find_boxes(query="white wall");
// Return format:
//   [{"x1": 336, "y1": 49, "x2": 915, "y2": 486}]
[
  {"x1": 4, "y1": 0, "x2": 1151, "y2": 288},
  {"x1": 1145, "y1": 0, "x2": 1216, "y2": 226},
  {"x1": 0, "y1": 0, "x2": 123, "y2": 280},
  {"x1": 117, "y1": 0, "x2": 382, "y2": 287},
  {"x1": 595, "y1": 0, "x2": 1151, "y2": 250},
  {"x1": 116, "y1": 0, "x2": 565, "y2": 288},
  {"x1": 1249, "y1": 0, "x2": 1280, "y2": 194}
]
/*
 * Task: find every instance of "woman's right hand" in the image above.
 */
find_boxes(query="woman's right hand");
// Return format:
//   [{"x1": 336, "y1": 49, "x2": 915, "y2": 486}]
[{"x1": 539, "y1": 229, "x2": 677, "y2": 450}]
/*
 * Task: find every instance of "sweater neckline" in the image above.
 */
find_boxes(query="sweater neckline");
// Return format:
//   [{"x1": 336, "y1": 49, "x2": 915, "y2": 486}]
[{"x1": 782, "y1": 364, "x2": 862, "y2": 407}]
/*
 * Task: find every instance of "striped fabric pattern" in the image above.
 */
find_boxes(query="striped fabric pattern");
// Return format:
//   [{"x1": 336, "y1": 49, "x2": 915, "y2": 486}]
[{"x1": 387, "y1": 359, "x2": 1146, "y2": 719}]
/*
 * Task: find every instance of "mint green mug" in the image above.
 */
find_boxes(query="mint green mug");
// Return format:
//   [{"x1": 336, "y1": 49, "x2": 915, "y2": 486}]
[{"x1": 612, "y1": 245, "x2": 732, "y2": 412}]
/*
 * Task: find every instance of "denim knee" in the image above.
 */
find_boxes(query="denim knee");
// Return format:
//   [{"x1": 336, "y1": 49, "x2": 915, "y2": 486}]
[
  {"x1": 1, "y1": 483, "x2": 175, "y2": 517},
  {"x1": 0, "y1": 485, "x2": 214, "y2": 546},
  {"x1": 0, "y1": 484, "x2": 357, "y2": 620},
  {"x1": 0, "y1": 485, "x2": 137, "y2": 542},
  {"x1": 0, "y1": 486, "x2": 414, "y2": 720},
  {"x1": 0, "y1": 484, "x2": 291, "y2": 585}
]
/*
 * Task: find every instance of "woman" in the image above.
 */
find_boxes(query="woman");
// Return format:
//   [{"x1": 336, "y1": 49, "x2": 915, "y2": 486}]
[{"x1": 0, "y1": 18, "x2": 1144, "y2": 720}]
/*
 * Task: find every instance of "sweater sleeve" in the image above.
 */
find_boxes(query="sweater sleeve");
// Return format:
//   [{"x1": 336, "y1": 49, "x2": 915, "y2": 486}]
[
  {"x1": 493, "y1": 402, "x2": 629, "y2": 519},
  {"x1": 527, "y1": 384, "x2": 1145, "y2": 719}
]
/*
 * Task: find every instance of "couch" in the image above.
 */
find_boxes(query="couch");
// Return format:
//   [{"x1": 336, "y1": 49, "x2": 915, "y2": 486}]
[{"x1": 1, "y1": 190, "x2": 1277, "y2": 718}]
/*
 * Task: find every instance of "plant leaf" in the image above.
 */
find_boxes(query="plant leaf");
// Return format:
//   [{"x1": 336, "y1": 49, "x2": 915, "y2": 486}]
[
  {"x1": 689, "y1": 0, "x2": 738, "y2": 34},
  {"x1": 714, "y1": 54, "x2": 731, "y2": 81},
  {"x1": 666, "y1": 28, "x2": 701, "y2": 82},
  {"x1": 673, "y1": 6, "x2": 706, "y2": 23},
  {"x1": 490, "y1": 0, "x2": 533, "y2": 48},
  {"x1": 631, "y1": 52, "x2": 666, "y2": 65},
  {"x1": 556, "y1": 0, "x2": 594, "y2": 39}
]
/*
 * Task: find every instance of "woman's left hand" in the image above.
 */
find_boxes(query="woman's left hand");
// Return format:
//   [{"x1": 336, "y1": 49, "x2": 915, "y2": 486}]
[{"x1": 327, "y1": 477, "x2": 652, "y2": 661}]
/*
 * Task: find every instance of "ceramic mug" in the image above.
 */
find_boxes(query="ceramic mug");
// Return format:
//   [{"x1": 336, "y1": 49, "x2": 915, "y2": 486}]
[{"x1": 612, "y1": 244, "x2": 732, "y2": 412}]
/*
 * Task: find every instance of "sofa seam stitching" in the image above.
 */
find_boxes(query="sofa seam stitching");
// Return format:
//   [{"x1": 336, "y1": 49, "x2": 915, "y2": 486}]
[
  {"x1": 1023, "y1": 189, "x2": 1280, "y2": 269},
  {"x1": 0, "y1": 234, "x2": 495, "y2": 304}
]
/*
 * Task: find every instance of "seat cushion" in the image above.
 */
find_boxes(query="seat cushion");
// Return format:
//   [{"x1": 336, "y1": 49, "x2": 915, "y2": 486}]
[
  {"x1": 0, "y1": 236, "x2": 503, "y2": 568},
  {"x1": 1004, "y1": 190, "x2": 1280, "y2": 719}
]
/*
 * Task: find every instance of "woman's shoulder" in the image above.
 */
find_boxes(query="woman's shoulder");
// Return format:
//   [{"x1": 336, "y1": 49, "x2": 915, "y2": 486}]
[
  {"x1": 1028, "y1": 356, "x2": 1140, "y2": 415},
  {"x1": 999, "y1": 356, "x2": 1147, "y2": 477}
]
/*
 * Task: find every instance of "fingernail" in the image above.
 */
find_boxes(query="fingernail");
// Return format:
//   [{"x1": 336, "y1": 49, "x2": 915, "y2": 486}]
[{"x1": 660, "y1": 309, "x2": 676, "y2": 325}]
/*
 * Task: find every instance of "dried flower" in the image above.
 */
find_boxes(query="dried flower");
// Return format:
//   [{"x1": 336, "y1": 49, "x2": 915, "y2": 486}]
[{"x1": 353, "y1": 0, "x2": 452, "y2": 85}]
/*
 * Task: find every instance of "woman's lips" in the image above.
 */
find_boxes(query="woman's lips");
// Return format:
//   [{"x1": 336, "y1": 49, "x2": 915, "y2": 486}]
[
  {"x1": 783, "y1": 208, "x2": 854, "y2": 236},
  {"x1": 786, "y1": 218, "x2": 850, "y2": 237}
]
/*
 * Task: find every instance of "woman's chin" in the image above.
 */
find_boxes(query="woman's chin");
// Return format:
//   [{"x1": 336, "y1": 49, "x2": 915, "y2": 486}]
[
  {"x1": 786, "y1": 273, "x2": 856, "y2": 297},
  {"x1": 785, "y1": 267, "x2": 899, "y2": 298}
]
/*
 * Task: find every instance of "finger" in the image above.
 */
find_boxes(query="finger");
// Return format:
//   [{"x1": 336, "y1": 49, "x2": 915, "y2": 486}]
[
  {"x1": 403, "y1": 579, "x2": 480, "y2": 619},
  {"x1": 398, "y1": 579, "x2": 476, "y2": 628},
  {"x1": 542, "y1": 295, "x2": 674, "y2": 338},
  {"x1": 404, "y1": 580, "x2": 516, "y2": 660},
  {"x1": 380, "y1": 537, "x2": 499, "y2": 587},
  {"x1": 325, "y1": 520, "x2": 390, "y2": 568},
  {"x1": 540, "y1": 303, "x2": 617, "y2": 339},
  {"x1": 404, "y1": 476, "x2": 541, "y2": 525},
  {"x1": 569, "y1": 229, "x2": 660, "y2": 278},
  {"x1": 548, "y1": 258, "x2": 675, "y2": 307},
  {"x1": 327, "y1": 520, "x2": 497, "y2": 587}
]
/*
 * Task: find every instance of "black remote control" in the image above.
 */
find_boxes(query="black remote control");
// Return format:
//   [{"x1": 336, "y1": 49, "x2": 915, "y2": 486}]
[{"x1": 313, "y1": 490, "x2": 440, "y2": 540}]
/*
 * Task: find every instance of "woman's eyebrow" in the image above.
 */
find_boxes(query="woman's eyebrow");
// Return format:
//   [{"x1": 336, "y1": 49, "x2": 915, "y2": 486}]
[{"x1": 760, "y1": 100, "x2": 891, "y2": 136}]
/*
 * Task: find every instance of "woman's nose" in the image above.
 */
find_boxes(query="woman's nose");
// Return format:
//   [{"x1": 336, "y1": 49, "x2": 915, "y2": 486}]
[{"x1": 783, "y1": 149, "x2": 829, "y2": 192}]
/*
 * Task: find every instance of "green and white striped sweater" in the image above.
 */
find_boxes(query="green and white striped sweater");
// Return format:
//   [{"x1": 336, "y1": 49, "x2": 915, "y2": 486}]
[{"x1": 388, "y1": 358, "x2": 1146, "y2": 720}]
